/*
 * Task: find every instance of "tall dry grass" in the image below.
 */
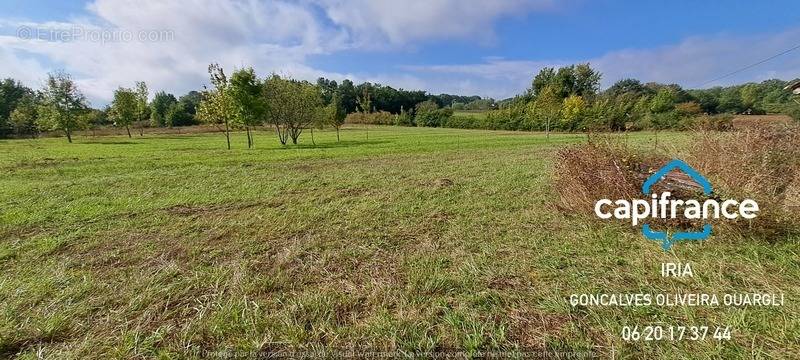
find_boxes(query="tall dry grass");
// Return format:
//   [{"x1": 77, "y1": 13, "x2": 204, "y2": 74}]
[
  {"x1": 686, "y1": 125, "x2": 800, "y2": 238},
  {"x1": 554, "y1": 125, "x2": 800, "y2": 240}
]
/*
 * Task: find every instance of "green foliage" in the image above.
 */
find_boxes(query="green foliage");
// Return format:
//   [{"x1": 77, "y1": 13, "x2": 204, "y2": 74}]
[
  {"x1": 530, "y1": 63, "x2": 601, "y2": 99},
  {"x1": 165, "y1": 102, "x2": 193, "y2": 127},
  {"x1": 356, "y1": 85, "x2": 372, "y2": 114},
  {"x1": 135, "y1": 81, "x2": 149, "y2": 132},
  {"x1": 197, "y1": 63, "x2": 237, "y2": 149},
  {"x1": 0, "y1": 78, "x2": 34, "y2": 137},
  {"x1": 230, "y1": 67, "x2": 267, "y2": 148},
  {"x1": 264, "y1": 74, "x2": 323, "y2": 145},
  {"x1": 110, "y1": 87, "x2": 138, "y2": 137},
  {"x1": 414, "y1": 100, "x2": 453, "y2": 127},
  {"x1": 324, "y1": 93, "x2": 347, "y2": 141},
  {"x1": 37, "y1": 71, "x2": 88, "y2": 142},
  {"x1": 150, "y1": 91, "x2": 177, "y2": 127},
  {"x1": 229, "y1": 67, "x2": 266, "y2": 128},
  {"x1": 649, "y1": 88, "x2": 676, "y2": 113},
  {"x1": 395, "y1": 107, "x2": 414, "y2": 126},
  {"x1": 9, "y1": 98, "x2": 38, "y2": 137}
]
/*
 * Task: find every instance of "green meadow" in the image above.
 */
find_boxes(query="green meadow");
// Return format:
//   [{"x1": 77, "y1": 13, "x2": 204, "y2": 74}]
[{"x1": 1, "y1": 126, "x2": 798, "y2": 358}]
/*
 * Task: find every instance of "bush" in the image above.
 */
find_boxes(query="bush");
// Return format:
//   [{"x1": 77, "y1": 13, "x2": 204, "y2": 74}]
[
  {"x1": 484, "y1": 106, "x2": 526, "y2": 130},
  {"x1": 553, "y1": 126, "x2": 800, "y2": 240},
  {"x1": 553, "y1": 140, "x2": 665, "y2": 215},
  {"x1": 415, "y1": 108, "x2": 453, "y2": 127},
  {"x1": 443, "y1": 115, "x2": 483, "y2": 129},
  {"x1": 394, "y1": 111, "x2": 414, "y2": 126}
]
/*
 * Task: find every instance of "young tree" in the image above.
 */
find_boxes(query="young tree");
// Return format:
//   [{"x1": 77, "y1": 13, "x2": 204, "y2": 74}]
[
  {"x1": 135, "y1": 81, "x2": 149, "y2": 136},
  {"x1": 263, "y1": 75, "x2": 323, "y2": 145},
  {"x1": 534, "y1": 84, "x2": 562, "y2": 139},
  {"x1": 357, "y1": 86, "x2": 372, "y2": 114},
  {"x1": 197, "y1": 64, "x2": 237, "y2": 149},
  {"x1": 327, "y1": 93, "x2": 346, "y2": 142},
  {"x1": 110, "y1": 87, "x2": 138, "y2": 137},
  {"x1": 37, "y1": 71, "x2": 88, "y2": 143},
  {"x1": 230, "y1": 67, "x2": 267, "y2": 148}
]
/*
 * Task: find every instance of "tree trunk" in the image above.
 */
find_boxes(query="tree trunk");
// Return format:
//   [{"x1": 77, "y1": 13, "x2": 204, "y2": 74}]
[
  {"x1": 126, "y1": 126, "x2": 132, "y2": 138},
  {"x1": 654, "y1": 129, "x2": 659, "y2": 151},
  {"x1": 311, "y1": 127, "x2": 315, "y2": 146},
  {"x1": 65, "y1": 127, "x2": 72, "y2": 143},
  {"x1": 139, "y1": 122, "x2": 144, "y2": 136},
  {"x1": 275, "y1": 125, "x2": 286, "y2": 145},
  {"x1": 224, "y1": 120, "x2": 231, "y2": 150},
  {"x1": 246, "y1": 126, "x2": 252, "y2": 148},
  {"x1": 336, "y1": 126, "x2": 340, "y2": 142},
  {"x1": 546, "y1": 118, "x2": 550, "y2": 140}
]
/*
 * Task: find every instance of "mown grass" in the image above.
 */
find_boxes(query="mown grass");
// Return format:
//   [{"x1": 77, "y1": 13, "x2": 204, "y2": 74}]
[{"x1": 0, "y1": 126, "x2": 798, "y2": 358}]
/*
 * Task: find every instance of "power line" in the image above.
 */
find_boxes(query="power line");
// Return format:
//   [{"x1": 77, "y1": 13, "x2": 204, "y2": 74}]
[{"x1": 695, "y1": 42, "x2": 800, "y2": 88}]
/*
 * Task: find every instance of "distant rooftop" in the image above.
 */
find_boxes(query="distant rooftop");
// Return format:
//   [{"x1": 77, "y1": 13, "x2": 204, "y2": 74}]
[{"x1": 785, "y1": 80, "x2": 800, "y2": 95}]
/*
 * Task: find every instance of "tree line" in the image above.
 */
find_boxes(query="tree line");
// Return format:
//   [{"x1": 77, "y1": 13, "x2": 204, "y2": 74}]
[
  {"x1": 452, "y1": 64, "x2": 800, "y2": 133},
  {"x1": 1, "y1": 63, "x2": 798, "y2": 143},
  {"x1": 0, "y1": 70, "x2": 494, "y2": 142}
]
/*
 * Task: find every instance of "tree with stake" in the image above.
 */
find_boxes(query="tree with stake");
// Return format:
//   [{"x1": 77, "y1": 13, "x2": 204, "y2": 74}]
[
  {"x1": 534, "y1": 84, "x2": 562, "y2": 139},
  {"x1": 135, "y1": 81, "x2": 148, "y2": 136},
  {"x1": 357, "y1": 86, "x2": 371, "y2": 140},
  {"x1": 37, "y1": 71, "x2": 87, "y2": 143},
  {"x1": 327, "y1": 93, "x2": 346, "y2": 142},
  {"x1": 197, "y1": 64, "x2": 237, "y2": 149},
  {"x1": 230, "y1": 67, "x2": 266, "y2": 148},
  {"x1": 110, "y1": 87, "x2": 137, "y2": 137}
]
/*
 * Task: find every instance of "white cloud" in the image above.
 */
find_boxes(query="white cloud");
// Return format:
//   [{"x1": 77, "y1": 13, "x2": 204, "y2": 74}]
[
  {"x1": 315, "y1": 0, "x2": 553, "y2": 47},
  {"x1": 1, "y1": 1, "x2": 799, "y2": 105},
  {"x1": 405, "y1": 27, "x2": 800, "y2": 99},
  {"x1": 0, "y1": 0, "x2": 351, "y2": 104}
]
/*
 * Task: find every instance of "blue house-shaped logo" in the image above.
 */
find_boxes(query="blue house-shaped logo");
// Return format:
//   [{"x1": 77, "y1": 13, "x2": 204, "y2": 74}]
[{"x1": 641, "y1": 159, "x2": 712, "y2": 250}]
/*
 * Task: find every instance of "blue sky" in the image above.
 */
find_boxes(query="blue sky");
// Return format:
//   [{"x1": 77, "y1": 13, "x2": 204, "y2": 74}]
[{"x1": 1, "y1": 0, "x2": 799, "y2": 104}]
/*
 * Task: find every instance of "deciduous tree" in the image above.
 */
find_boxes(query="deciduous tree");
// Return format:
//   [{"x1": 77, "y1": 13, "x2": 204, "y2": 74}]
[
  {"x1": 197, "y1": 63, "x2": 237, "y2": 149},
  {"x1": 110, "y1": 87, "x2": 138, "y2": 137},
  {"x1": 135, "y1": 81, "x2": 149, "y2": 135},
  {"x1": 230, "y1": 67, "x2": 267, "y2": 148},
  {"x1": 37, "y1": 71, "x2": 88, "y2": 143}
]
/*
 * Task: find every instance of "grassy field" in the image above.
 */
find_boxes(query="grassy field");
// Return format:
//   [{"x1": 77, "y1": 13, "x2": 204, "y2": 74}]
[{"x1": 1, "y1": 126, "x2": 798, "y2": 358}]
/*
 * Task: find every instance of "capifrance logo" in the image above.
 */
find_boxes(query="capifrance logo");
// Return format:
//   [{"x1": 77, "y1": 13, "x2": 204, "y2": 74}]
[{"x1": 593, "y1": 159, "x2": 759, "y2": 250}]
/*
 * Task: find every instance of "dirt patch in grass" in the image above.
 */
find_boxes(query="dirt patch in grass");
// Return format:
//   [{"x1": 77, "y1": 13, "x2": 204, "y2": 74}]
[
  {"x1": 164, "y1": 201, "x2": 271, "y2": 217},
  {"x1": 431, "y1": 178, "x2": 454, "y2": 188},
  {"x1": 506, "y1": 308, "x2": 571, "y2": 348}
]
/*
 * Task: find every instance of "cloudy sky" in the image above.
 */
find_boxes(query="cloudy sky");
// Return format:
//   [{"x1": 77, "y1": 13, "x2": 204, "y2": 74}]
[{"x1": 1, "y1": 0, "x2": 799, "y2": 105}]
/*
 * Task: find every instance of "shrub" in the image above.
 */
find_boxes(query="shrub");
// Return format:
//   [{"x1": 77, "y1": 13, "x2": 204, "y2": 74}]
[
  {"x1": 416, "y1": 108, "x2": 453, "y2": 127},
  {"x1": 443, "y1": 115, "x2": 483, "y2": 129},
  {"x1": 553, "y1": 126, "x2": 800, "y2": 240},
  {"x1": 394, "y1": 111, "x2": 414, "y2": 126},
  {"x1": 553, "y1": 140, "x2": 665, "y2": 214},
  {"x1": 686, "y1": 126, "x2": 800, "y2": 238}
]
